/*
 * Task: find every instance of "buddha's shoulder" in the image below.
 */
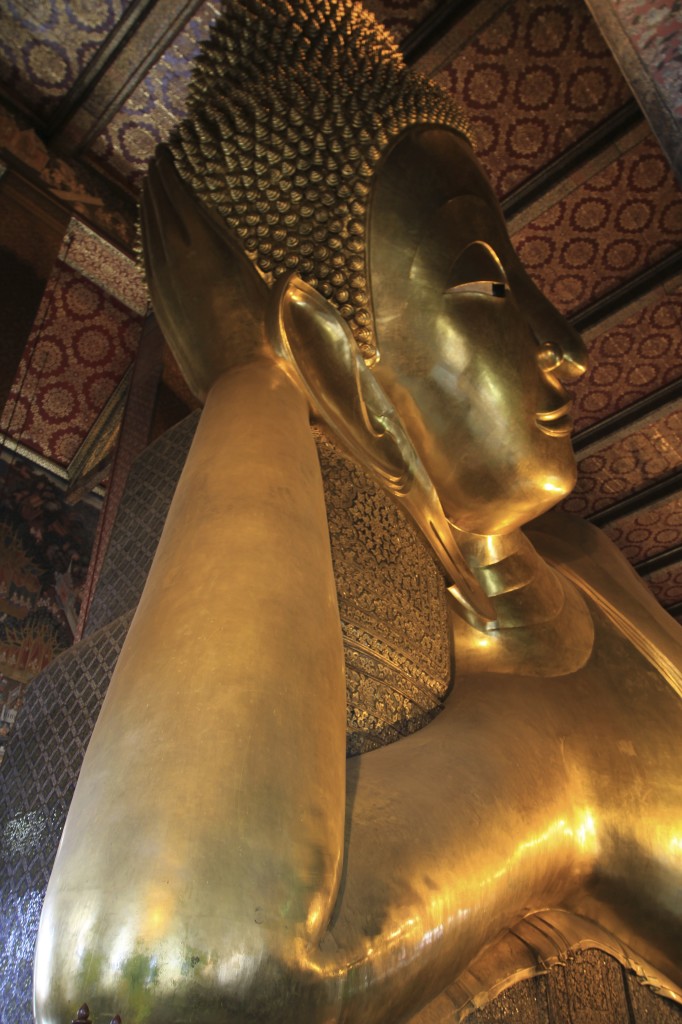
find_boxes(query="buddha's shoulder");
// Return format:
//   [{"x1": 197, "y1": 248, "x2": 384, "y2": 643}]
[{"x1": 526, "y1": 510, "x2": 682, "y2": 663}]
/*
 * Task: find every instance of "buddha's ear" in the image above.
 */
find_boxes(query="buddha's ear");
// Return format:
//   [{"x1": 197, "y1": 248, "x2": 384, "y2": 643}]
[
  {"x1": 142, "y1": 146, "x2": 269, "y2": 403},
  {"x1": 268, "y1": 273, "x2": 409, "y2": 489},
  {"x1": 269, "y1": 274, "x2": 496, "y2": 625}
]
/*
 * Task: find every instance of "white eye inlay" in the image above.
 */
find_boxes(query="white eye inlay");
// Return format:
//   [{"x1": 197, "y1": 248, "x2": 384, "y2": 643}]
[{"x1": 447, "y1": 280, "x2": 506, "y2": 299}]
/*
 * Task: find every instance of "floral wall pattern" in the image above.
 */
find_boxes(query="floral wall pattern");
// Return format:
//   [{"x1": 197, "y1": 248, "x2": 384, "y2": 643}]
[
  {"x1": 0, "y1": 0, "x2": 133, "y2": 116},
  {"x1": 428, "y1": 0, "x2": 632, "y2": 198},
  {"x1": 0, "y1": 260, "x2": 142, "y2": 467}
]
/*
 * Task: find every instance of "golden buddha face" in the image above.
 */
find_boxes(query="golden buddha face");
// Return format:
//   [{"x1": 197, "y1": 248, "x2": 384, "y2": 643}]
[{"x1": 369, "y1": 129, "x2": 588, "y2": 536}]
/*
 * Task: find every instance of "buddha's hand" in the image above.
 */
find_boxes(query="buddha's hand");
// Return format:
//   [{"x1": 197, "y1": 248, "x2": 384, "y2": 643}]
[{"x1": 141, "y1": 145, "x2": 270, "y2": 402}]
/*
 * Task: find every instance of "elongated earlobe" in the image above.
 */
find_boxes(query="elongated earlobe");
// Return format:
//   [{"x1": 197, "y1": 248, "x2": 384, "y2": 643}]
[
  {"x1": 269, "y1": 274, "x2": 496, "y2": 625},
  {"x1": 142, "y1": 147, "x2": 269, "y2": 402}
]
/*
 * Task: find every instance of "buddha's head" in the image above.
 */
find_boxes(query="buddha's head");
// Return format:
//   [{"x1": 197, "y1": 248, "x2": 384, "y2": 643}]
[
  {"x1": 367, "y1": 128, "x2": 587, "y2": 534},
  {"x1": 168, "y1": 0, "x2": 587, "y2": 536}
]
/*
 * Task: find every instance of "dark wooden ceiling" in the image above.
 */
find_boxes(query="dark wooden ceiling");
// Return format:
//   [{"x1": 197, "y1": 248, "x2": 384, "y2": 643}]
[{"x1": 0, "y1": 0, "x2": 680, "y2": 620}]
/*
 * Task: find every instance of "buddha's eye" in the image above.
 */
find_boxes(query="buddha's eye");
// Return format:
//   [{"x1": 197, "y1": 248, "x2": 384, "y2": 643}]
[
  {"x1": 444, "y1": 241, "x2": 508, "y2": 300},
  {"x1": 447, "y1": 280, "x2": 506, "y2": 299}
]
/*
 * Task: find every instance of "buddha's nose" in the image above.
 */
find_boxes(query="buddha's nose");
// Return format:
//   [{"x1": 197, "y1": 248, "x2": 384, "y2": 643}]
[
  {"x1": 525, "y1": 293, "x2": 588, "y2": 382},
  {"x1": 544, "y1": 321, "x2": 588, "y2": 382},
  {"x1": 536, "y1": 330, "x2": 587, "y2": 383},
  {"x1": 508, "y1": 263, "x2": 588, "y2": 382}
]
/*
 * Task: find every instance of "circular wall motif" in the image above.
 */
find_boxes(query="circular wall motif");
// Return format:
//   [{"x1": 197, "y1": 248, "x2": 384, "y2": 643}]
[
  {"x1": 566, "y1": 67, "x2": 610, "y2": 112},
  {"x1": 533, "y1": 198, "x2": 567, "y2": 230},
  {"x1": 516, "y1": 235, "x2": 556, "y2": 268},
  {"x1": 52, "y1": 428, "x2": 86, "y2": 463},
  {"x1": 562, "y1": 495, "x2": 588, "y2": 515},
  {"x1": 463, "y1": 63, "x2": 507, "y2": 109},
  {"x1": 658, "y1": 198, "x2": 682, "y2": 234},
  {"x1": 34, "y1": 340, "x2": 67, "y2": 377},
  {"x1": 63, "y1": 279, "x2": 103, "y2": 319},
  {"x1": 506, "y1": 116, "x2": 547, "y2": 158},
  {"x1": 560, "y1": 237, "x2": 599, "y2": 269},
  {"x1": 38, "y1": 384, "x2": 77, "y2": 424},
  {"x1": 24, "y1": 39, "x2": 70, "y2": 90},
  {"x1": 643, "y1": 454, "x2": 674, "y2": 478},
  {"x1": 65, "y1": 2, "x2": 116, "y2": 33},
  {"x1": 119, "y1": 121, "x2": 160, "y2": 171},
  {"x1": 639, "y1": 332, "x2": 672, "y2": 360},
  {"x1": 610, "y1": 453, "x2": 638, "y2": 476},
  {"x1": 578, "y1": 389, "x2": 610, "y2": 417},
  {"x1": 589, "y1": 361, "x2": 621, "y2": 387},
  {"x1": 603, "y1": 238, "x2": 641, "y2": 272},
  {"x1": 524, "y1": 5, "x2": 571, "y2": 57},
  {"x1": 614, "y1": 199, "x2": 655, "y2": 234},
  {"x1": 627, "y1": 153, "x2": 668, "y2": 193},
  {"x1": 626, "y1": 363, "x2": 657, "y2": 387},
  {"x1": 73, "y1": 326, "x2": 116, "y2": 366},
  {"x1": 586, "y1": 159, "x2": 624, "y2": 193},
  {"x1": 569, "y1": 197, "x2": 610, "y2": 233},
  {"x1": 475, "y1": 8, "x2": 519, "y2": 55},
  {"x1": 579, "y1": 454, "x2": 604, "y2": 476},
  {"x1": 83, "y1": 373, "x2": 120, "y2": 409},
  {"x1": 599, "y1": 330, "x2": 629, "y2": 359},
  {"x1": 515, "y1": 64, "x2": 561, "y2": 110},
  {"x1": 471, "y1": 114, "x2": 500, "y2": 156},
  {"x1": 551, "y1": 273, "x2": 585, "y2": 308},
  {"x1": 575, "y1": 13, "x2": 609, "y2": 58},
  {"x1": 651, "y1": 299, "x2": 681, "y2": 329}
]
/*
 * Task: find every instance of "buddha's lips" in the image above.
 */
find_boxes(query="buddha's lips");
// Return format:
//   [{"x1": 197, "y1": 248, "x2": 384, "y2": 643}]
[{"x1": 535, "y1": 404, "x2": 572, "y2": 437}]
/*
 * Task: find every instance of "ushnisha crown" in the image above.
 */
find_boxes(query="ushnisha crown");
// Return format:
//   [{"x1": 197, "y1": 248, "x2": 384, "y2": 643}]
[{"x1": 169, "y1": 0, "x2": 470, "y2": 357}]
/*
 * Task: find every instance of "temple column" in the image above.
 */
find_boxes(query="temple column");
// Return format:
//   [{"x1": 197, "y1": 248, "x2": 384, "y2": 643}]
[{"x1": 75, "y1": 313, "x2": 164, "y2": 639}]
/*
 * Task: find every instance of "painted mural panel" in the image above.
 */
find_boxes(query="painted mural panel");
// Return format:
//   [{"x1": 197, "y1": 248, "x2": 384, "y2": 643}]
[
  {"x1": 0, "y1": 454, "x2": 99, "y2": 765},
  {"x1": 616, "y1": 0, "x2": 682, "y2": 121}
]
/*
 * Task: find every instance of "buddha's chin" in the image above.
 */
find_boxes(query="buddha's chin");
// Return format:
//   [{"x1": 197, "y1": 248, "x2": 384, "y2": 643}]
[{"x1": 445, "y1": 472, "x2": 576, "y2": 537}]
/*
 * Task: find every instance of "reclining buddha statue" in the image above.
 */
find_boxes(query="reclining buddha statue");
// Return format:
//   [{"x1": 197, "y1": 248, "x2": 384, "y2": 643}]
[{"x1": 32, "y1": 1, "x2": 682, "y2": 1021}]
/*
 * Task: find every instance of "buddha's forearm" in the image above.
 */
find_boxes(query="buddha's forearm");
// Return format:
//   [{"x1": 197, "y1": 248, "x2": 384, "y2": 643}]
[{"x1": 34, "y1": 361, "x2": 346, "y2": 1022}]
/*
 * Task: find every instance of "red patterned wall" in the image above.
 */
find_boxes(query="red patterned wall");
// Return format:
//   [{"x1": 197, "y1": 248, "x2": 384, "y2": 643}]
[
  {"x1": 429, "y1": 0, "x2": 632, "y2": 197},
  {"x1": 511, "y1": 134, "x2": 682, "y2": 314},
  {"x1": 0, "y1": 261, "x2": 142, "y2": 466},
  {"x1": 363, "y1": 0, "x2": 438, "y2": 39},
  {"x1": 564, "y1": 406, "x2": 682, "y2": 518},
  {"x1": 604, "y1": 495, "x2": 682, "y2": 564},
  {"x1": 572, "y1": 279, "x2": 682, "y2": 432},
  {"x1": 644, "y1": 563, "x2": 682, "y2": 611}
]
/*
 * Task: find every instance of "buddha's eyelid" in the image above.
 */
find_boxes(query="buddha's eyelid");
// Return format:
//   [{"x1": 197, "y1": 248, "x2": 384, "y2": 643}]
[{"x1": 444, "y1": 241, "x2": 509, "y2": 296}]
